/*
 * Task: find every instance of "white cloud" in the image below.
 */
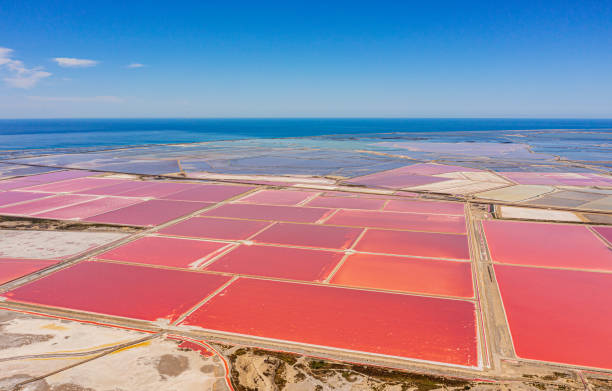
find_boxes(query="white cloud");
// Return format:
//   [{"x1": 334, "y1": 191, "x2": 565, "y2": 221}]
[
  {"x1": 127, "y1": 62, "x2": 145, "y2": 68},
  {"x1": 28, "y1": 95, "x2": 124, "y2": 103},
  {"x1": 53, "y1": 57, "x2": 98, "y2": 68},
  {"x1": 0, "y1": 47, "x2": 52, "y2": 89}
]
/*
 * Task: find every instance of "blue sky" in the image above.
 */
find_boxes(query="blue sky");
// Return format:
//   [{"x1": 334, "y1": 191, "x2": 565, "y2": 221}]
[{"x1": 1, "y1": 1, "x2": 611, "y2": 118}]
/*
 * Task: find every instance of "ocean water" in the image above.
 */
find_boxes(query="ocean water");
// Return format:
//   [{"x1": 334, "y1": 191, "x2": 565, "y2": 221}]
[{"x1": 1, "y1": 118, "x2": 611, "y2": 151}]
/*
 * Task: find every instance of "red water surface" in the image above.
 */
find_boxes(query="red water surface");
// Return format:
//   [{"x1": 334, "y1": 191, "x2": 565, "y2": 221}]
[
  {"x1": 182, "y1": 278, "x2": 479, "y2": 366},
  {"x1": 0, "y1": 191, "x2": 53, "y2": 207},
  {"x1": 483, "y1": 221, "x2": 612, "y2": 271},
  {"x1": 84, "y1": 199, "x2": 213, "y2": 226},
  {"x1": 20, "y1": 177, "x2": 128, "y2": 193},
  {"x1": 202, "y1": 204, "x2": 334, "y2": 223},
  {"x1": 592, "y1": 226, "x2": 612, "y2": 245},
  {"x1": 97, "y1": 236, "x2": 230, "y2": 268},
  {"x1": 34, "y1": 197, "x2": 143, "y2": 220},
  {"x1": 0, "y1": 258, "x2": 58, "y2": 285},
  {"x1": 305, "y1": 196, "x2": 386, "y2": 210},
  {"x1": 159, "y1": 217, "x2": 270, "y2": 240},
  {"x1": 0, "y1": 194, "x2": 98, "y2": 215},
  {"x1": 253, "y1": 223, "x2": 363, "y2": 249},
  {"x1": 205, "y1": 245, "x2": 343, "y2": 281},
  {"x1": 161, "y1": 184, "x2": 255, "y2": 202},
  {"x1": 331, "y1": 254, "x2": 473, "y2": 298},
  {"x1": 494, "y1": 265, "x2": 612, "y2": 369},
  {"x1": 326, "y1": 210, "x2": 466, "y2": 234},
  {"x1": 354, "y1": 229, "x2": 470, "y2": 260},
  {"x1": 3, "y1": 261, "x2": 231, "y2": 322},
  {"x1": 237, "y1": 189, "x2": 319, "y2": 206},
  {"x1": 384, "y1": 199, "x2": 465, "y2": 215}
]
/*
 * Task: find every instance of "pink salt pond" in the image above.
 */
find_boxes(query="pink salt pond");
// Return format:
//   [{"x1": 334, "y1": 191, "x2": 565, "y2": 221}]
[
  {"x1": 0, "y1": 171, "x2": 95, "y2": 191},
  {"x1": 161, "y1": 184, "x2": 255, "y2": 202},
  {"x1": 181, "y1": 278, "x2": 479, "y2": 367},
  {"x1": 20, "y1": 177, "x2": 128, "y2": 194},
  {"x1": 326, "y1": 209, "x2": 467, "y2": 234},
  {"x1": 592, "y1": 226, "x2": 612, "y2": 245},
  {"x1": 84, "y1": 199, "x2": 213, "y2": 226},
  {"x1": 252, "y1": 222, "x2": 363, "y2": 249},
  {"x1": 204, "y1": 245, "x2": 343, "y2": 282},
  {"x1": 33, "y1": 197, "x2": 143, "y2": 220},
  {"x1": 484, "y1": 220, "x2": 612, "y2": 271},
  {"x1": 0, "y1": 258, "x2": 59, "y2": 285},
  {"x1": 0, "y1": 191, "x2": 53, "y2": 207},
  {"x1": 113, "y1": 182, "x2": 197, "y2": 198},
  {"x1": 330, "y1": 253, "x2": 473, "y2": 298},
  {"x1": 3, "y1": 261, "x2": 231, "y2": 322},
  {"x1": 97, "y1": 236, "x2": 230, "y2": 268},
  {"x1": 236, "y1": 189, "x2": 319, "y2": 206},
  {"x1": 495, "y1": 264, "x2": 612, "y2": 370},
  {"x1": 347, "y1": 170, "x2": 446, "y2": 189},
  {"x1": 305, "y1": 195, "x2": 386, "y2": 210},
  {"x1": 0, "y1": 194, "x2": 98, "y2": 216},
  {"x1": 159, "y1": 217, "x2": 270, "y2": 240},
  {"x1": 78, "y1": 181, "x2": 159, "y2": 196},
  {"x1": 383, "y1": 199, "x2": 465, "y2": 215},
  {"x1": 354, "y1": 229, "x2": 471, "y2": 260},
  {"x1": 201, "y1": 203, "x2": 334, "y2": 223}
]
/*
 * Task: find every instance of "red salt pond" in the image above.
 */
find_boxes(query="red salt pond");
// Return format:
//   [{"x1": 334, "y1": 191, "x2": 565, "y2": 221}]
[
  {"x1": 3, "y1": 261, "x2": 231, "y2": 322},
  {"x1": 204, "y1": 245, "x2": 343, "y2": 282},
  {"x1": 97, "y1": 236, "x2": 230, "y2": 268},
  {"x1": 20, "y1": 177, "x2": 128, "y2": 194},
  {"x1": 182, "y1": 278, "x2": 479, "y2": 367},
  {"x1": 483, "y1": 221, "x2": 612, "y2": 271},
  {"x1": 0, "y1": 258, "x2": 58, "y2": 285},
  {"x1": 354, "y1": 229, "x2": 470, "y2": 260},
  {"x1": 592, "y1": 226, "x2": 612, "y2": 245},
  {"x1": 237, "y1": 189, "x2": 319, "y2": 206},
  {"x1": 252, "y1": 223, "x2": 363, "y2": 249},
  {"x1": 33, "y1": 197, "x2": 143, "y2": 220},
  {"x1": 201, "y1": 203, "x2": 334, "y2": 223},
  {"x1": 0, "y1": 194, "x2": 98, "y2": 215},
  {"x1": 159, "y1": 217, "x2": 270, "y2": 240},
  {"x1": 384, "y1": 199, "x2": 465, "y2": 215},
  {"x1": 330, "y1": 254, "x2": 473, "y2": 298},
  {"x1": 495, "y1": 265, "x2": 612, "y2": 370},
  {"x1": 84, "y1": 199, "x2": 213, "y2": 226},
  {"x1": 326, "y1": 210, "x2": 467, "y2": 234},
  {"x1": 0, "y1": 191, "x2": 53, "y2": 207},
  {"x1": 161, "y1": 184, "x2": 255, "y2": 202},
  {"x1": 305, "y1": 195, "x2": 386, "y2": 210}
]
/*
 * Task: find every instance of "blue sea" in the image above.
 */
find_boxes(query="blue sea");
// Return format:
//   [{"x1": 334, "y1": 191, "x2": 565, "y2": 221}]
[{"x1": 1, "y1": 118, "x2": 611, "y2": 151}]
